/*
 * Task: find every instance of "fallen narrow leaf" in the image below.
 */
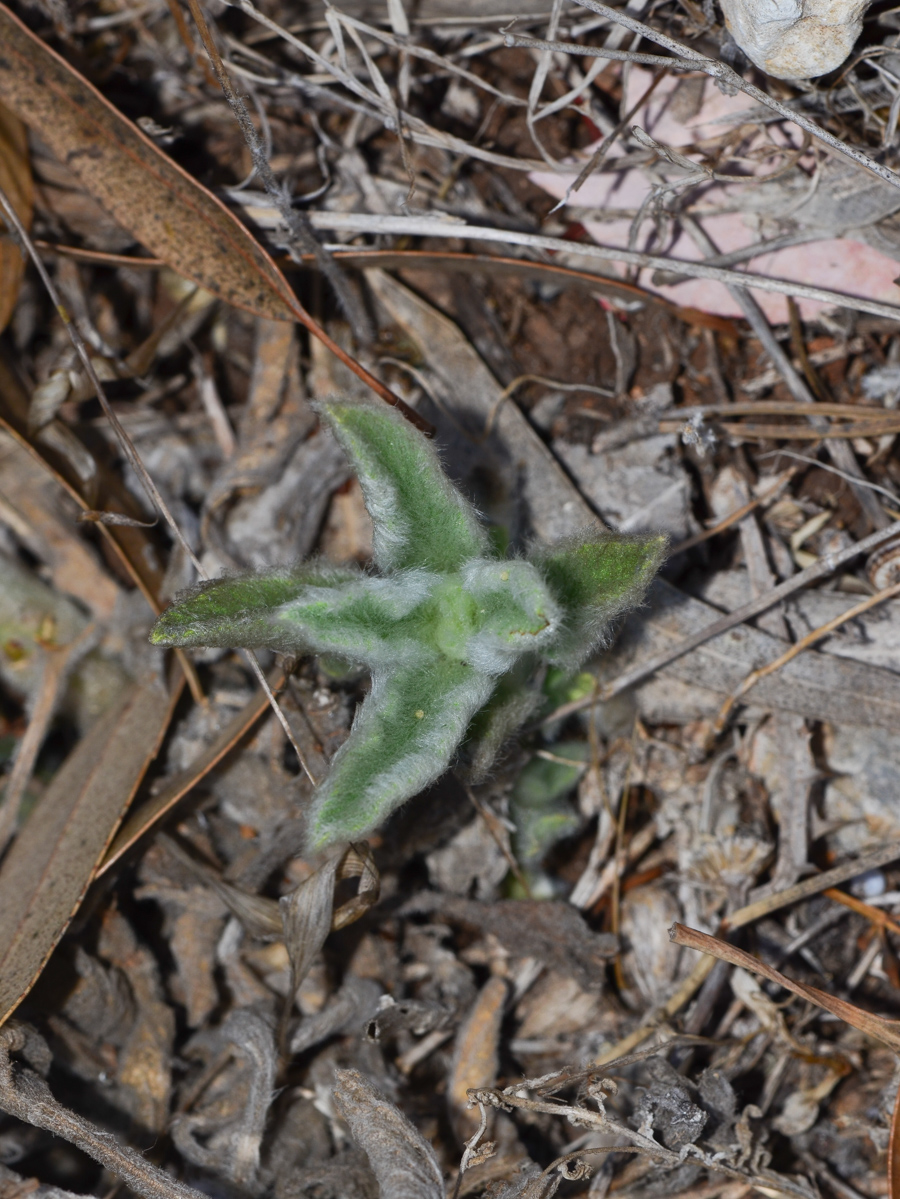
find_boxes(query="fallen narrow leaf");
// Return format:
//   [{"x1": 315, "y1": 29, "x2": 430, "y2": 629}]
[
  {"x1": 0, "y1": 3, "x2": 423, "y2": 424},
  {"x1": 98, "y1": 677, "x2": 280, "y2": 876},
  {"x1": 0, "y1": 3, "x2": 295, "y2": 321},
  {"x1": 670, "y1": 922, "x2": 900, "y2": 1053},
  {"x1": 889, "y1": 1079, "x2": 900, "y2": 1199},
  {"x1": 0, "y1": 673, "x2": 182, "y2": 1027},
  {"x1": 0, "y1": 100, "x2": 30, "y2": 334},
  {"x1": 448, "y1": 975, "x2": 507, "y2": 1141}
]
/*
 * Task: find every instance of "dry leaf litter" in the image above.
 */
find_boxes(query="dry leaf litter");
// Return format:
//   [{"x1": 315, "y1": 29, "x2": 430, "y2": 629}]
[{"x1": 1, "y1": 0, "x2": 900, "y2": 1197}]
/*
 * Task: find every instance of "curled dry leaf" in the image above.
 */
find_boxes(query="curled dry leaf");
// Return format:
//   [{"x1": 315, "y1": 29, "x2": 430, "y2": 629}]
[
  {"x1": 280, "y1": 843, "x2": 380, "y2": 999},
  {"x1": 172, "y1": 1009, "x2": 276, "y2": 1188},
  {"x1": 332, "y1": 1067, "x2": 444, "y2": 1199},
  {"x1": 0, "y1": 100, "x2": 30, "y2": 335}
]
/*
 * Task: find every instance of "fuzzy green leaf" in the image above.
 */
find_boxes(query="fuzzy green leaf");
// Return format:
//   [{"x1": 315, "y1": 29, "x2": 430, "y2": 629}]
[
  {"x1": 510, "y1": 742, "x2": 587, "y2": 864},
  {"x1": 307, "y1": 659, "x2": 494, "y2": 848},
  {"x1": 150, "y1": 397, "x2": 667, "y2": 852},
  {"x1": 462, "y1": 559, "x2": 561, "y2": 673},
  {"x1": 318, "y1": 397, "x2": 489, "y2": 573},
  {"x1": 153, "y1": 568, "x2": 441, "y2": 664},
  {"x1": 459, "y1": 657, "x2": 542, "y2": 783},
  {"x1": 533, "y1": 531, "x2": 667, "y2": 665},
  {"x1": 149, "y1": 564, "x2": 358, "y2": 651}
]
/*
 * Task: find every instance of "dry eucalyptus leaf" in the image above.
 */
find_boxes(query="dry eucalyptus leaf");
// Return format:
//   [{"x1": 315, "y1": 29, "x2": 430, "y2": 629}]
[
  {"x1": 0, "y1": 101, "x2": 31, "y2": 335},
  {"x1": 280, "y1": 853, "x2": 342, "y2": 1000},
  {"x1": 0, "y1": 675, "x2": 179, "y2": 1028}
]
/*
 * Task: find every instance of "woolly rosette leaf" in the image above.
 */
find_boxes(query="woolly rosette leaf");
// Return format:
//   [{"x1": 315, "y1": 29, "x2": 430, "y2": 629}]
[
  {"x1": 151, "y1": 395, "x2": 666, "y2": 849},
  {"x1": 531, "y1": 531, "x2": 668, "y2": 667}
]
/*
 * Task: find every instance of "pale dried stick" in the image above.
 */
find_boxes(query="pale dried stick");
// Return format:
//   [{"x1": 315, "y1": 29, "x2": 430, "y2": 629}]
[
  {"x1": 303, "y1": 211, "x2": 900, "y2": 322},
  {"x1": 540, "y1": 517, "x2": 900, "y2": 727},
  {"x1": 727, "y1": 839, "x2": 900, "y2": 931},
  {"x1": 681, "y1": 214, "x2": 888, "y2": 530},
  {"x1": 220, "y1": 0, "x2": 554, "y2": 172},
  {"x1": 712, "y1": 576, "x2": 900, "y2": 735},
  {"x1": 0, "y1": 182, "x2": 316, "y2": 784},
  {"x1": 0, "y1": 1026, "x2": 210, "y2": 1199},
  {"x1": 317, "y1": 11, "x2": 529, "y2": 109},
  {"x1": 553, "y1": 68, "x2": 667, "y2": 209},
  {"x1": 526, "y1": 0, "x2": 568, "y2": 168}
]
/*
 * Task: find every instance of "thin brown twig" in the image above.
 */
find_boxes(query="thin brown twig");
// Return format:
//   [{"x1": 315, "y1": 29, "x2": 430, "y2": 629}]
[
  {"x1": 0, "y1": 1027, "x2": 209, "y2": 1199},
  {"x1": 670, "y1": 922, "x2": 900, "y2": 1052}
]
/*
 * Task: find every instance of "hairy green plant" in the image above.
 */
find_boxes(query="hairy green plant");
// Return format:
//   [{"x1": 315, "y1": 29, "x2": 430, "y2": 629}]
[{"x1": 151, "y1": 396, "x2": 666, "y2": 849}]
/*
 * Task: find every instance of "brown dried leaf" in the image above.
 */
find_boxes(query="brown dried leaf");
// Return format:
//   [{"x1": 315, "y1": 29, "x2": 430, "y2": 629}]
[
  {"x1": 670, "y1": 922, "x2": 900, "y2": 1052},
  {"x1": 98, "y1": 678, "x2": 277, "y2": 876},
  {"x1": 403, "y1": 895, "x2": 617, "y2": 991},
  {"x1": 448, "y1": 975, "x2": 507, "y2": 1142},
  {"x1": 97, "y1": 909, "x2": 174, "y2": 1134},
  {"x1": 0, "y1": 101, "x2": 30, "y2": 335},
  {"x1": 280, "y1": 853, "x2": 343, "y2": 998},
  {"x1": 890, "y1": 1076, "x2": 900, "y2": 1199},
  {"x1": 0, "y1": 4, "x2": 296, "y2": 322},
  {"x1": 0, "y1": 674, "x2": 180, "y2": 1027},
  {"x1": 332, "y1": 1068, "x2": 444, "y2": 1199},
  {"x1": 333, "y1": 842, "x2": 381, "y2": 930}
]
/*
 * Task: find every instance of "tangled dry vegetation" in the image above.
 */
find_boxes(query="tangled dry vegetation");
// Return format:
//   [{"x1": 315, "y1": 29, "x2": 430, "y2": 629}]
[{"x1": 5, "y1": 0, "x2": 900, "y2": 1196}]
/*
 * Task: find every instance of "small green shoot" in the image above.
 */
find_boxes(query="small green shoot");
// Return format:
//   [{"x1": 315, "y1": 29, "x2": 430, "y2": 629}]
[{"x1": 151, "y1": 396, "x2": 666, "y2": 849}]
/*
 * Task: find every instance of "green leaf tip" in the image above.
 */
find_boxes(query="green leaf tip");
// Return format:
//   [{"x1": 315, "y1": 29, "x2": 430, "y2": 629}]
[
  {"x1": 534, "y1": 530, "x2": 667, "y2": 666},
  {"x1": 150, "y1": 396, "x2": 666, "y2": 849},
  {"x1": 316, "y1": 395, "x2": 489, "y2": 573}
]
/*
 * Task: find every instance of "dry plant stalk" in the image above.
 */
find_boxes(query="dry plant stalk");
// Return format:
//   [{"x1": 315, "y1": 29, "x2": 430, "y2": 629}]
[{"x1": 670, "y1": 922, "x2": 900, "y2": 1053}]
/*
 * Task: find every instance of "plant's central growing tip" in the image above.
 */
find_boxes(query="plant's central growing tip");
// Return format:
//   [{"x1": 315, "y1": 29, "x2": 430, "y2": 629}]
[{"x1": 150, "y1": 395, "x2": 666, "y2": 849}]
